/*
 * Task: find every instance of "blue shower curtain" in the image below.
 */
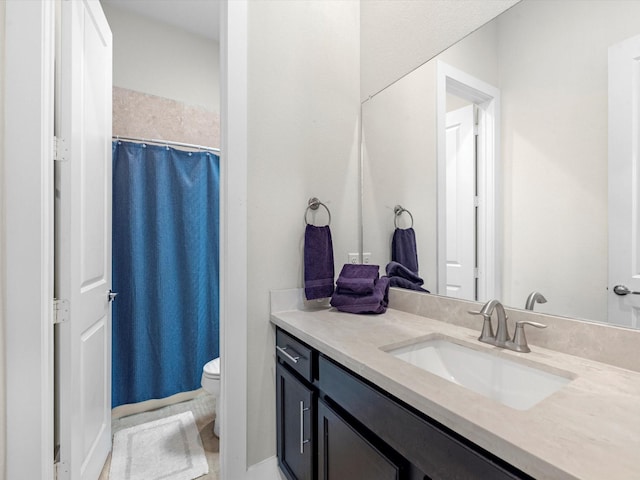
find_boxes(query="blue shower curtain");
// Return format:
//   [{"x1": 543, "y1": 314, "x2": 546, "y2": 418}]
[{"x1": 111, "y1": 141, "x2": 219, "y2": 407}]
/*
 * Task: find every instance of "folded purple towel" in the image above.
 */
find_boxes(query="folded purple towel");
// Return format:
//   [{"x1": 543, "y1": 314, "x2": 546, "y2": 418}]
[
  {"x1": 334, "y1": 263, "x2": 380, "y2": 295},
  {"x1": 386, "y1": 261, "x2": 429, "y2": 293},
  {"x1": 304, "y1": 225, "x2": 335, "y2": 300},
  {"x1": 330, "y1": 276, "x2": 390, "y2": 314},
  {"x1": 336, "y1": 277, "x2": 376, "y2": 295},
  {"x1": 392, "y1": 228, "x2": 419, "y2": 273},
  {"x1": 337, "y1": 263, "x2": 380, "y2": 279}
]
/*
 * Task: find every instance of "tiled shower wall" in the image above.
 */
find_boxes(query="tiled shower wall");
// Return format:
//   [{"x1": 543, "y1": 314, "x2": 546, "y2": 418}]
[{"x1": 112, "y1": 86, "x2": 220, "y2": 149}]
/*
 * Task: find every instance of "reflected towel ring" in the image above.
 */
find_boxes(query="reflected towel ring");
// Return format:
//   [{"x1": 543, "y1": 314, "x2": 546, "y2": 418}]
[
  {"x1": 305, "y1": 197, "x2": 331, "y2": 226},
  {"x1": 394, "y1": 205, "x2": 414, "y2": 229}
]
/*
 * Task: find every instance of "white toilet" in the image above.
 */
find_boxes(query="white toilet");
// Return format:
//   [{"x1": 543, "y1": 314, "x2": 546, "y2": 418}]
[{"x1": 201, "y1": 357, "x2": 221, "y2": 437}]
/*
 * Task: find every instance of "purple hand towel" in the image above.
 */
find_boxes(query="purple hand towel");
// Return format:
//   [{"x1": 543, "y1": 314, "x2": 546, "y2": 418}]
[
  {"x1": 335, "y1": 264, "x2": 379, "y2": 295},
  {"x1": 330, "y1": 276, "x2": 390, "y2": 314},
  {"x1": 386, "y1": 261, "x2": 429, "y2": 293},
  {"x1": 304, "y1": 225, "x2": 335, "y2": 300},
  {"x1": 392, "y1": 227, "x2": 419, "y2": 273}
]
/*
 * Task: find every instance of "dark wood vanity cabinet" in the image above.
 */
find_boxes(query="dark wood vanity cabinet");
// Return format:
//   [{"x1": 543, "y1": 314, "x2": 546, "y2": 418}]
[
  {"x1": 275, "y1": 327, "x2": 533, "y2": 480},
  {"x1": 276, "y1": 327, "x2": 402, "y2": 480},
  {"x1": 276, "y1": 329, "x2": 316, "y2": 480},
  {"x1": 276, "y1": 362, "x2": 315, "y2": 480}
]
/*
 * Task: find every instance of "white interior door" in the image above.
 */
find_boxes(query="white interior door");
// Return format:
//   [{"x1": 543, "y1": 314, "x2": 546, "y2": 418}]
[
  {"x1": 55, "y1": 1, "x2": 113, "y2": 478},
  {"x1": 608, "y1": 34, "x2": 640, "y2": 328},
  {"x1": 445, "y1": 105, "x2": 476, "y2": 300}
]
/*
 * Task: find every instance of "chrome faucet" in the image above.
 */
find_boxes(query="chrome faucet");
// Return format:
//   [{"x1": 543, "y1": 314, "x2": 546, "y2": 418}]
[
  {"x1": 469, "y1": 299, "x2": 547, "y2": 352},
  {"x1": 525, "y1": 291, "x2": 547, "y2": 311},
  {"x1": 469, "y1": 299, "x2": 510, "y2": 347}
]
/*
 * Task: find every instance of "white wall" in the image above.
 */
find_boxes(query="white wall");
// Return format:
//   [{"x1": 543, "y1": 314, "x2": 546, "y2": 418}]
[
  {"x1": 101, "y1": 2, "x2": 219, "y2": 114},
  {"x1": 360, "y1": 0, "x2": 518, "y2": 100},
  {"x1": 0, "y1": 1, "x2": 5, "y2": 477},
  {"x1": 3, "y1": 2, "x2": 55, "y2": 478},
  {"x1": 498, "y1": 0, "x2": 640, "y2": 320},
  {"x1": 246, "y1": 0, "x2": 360, "y2": 465}
]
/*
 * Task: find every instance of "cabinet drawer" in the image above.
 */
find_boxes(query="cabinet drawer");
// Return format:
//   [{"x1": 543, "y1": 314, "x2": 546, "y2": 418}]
[
  {"x1": 319, "y1": 355, "x2": 531, "y2": 480},
  {"x1": 276, "y1": 328, "x2": 314, "y2": 382}
]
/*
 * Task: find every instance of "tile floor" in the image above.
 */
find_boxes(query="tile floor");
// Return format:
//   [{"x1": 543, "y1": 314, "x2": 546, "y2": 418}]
[{"x1": 99, "y1": 392, "x2": 219, "y2": 479}]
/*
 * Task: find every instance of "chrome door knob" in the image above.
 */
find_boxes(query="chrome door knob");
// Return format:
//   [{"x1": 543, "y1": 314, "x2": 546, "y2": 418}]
[
  {"x1": 613, "y1": 285, "x2": 640, "y2": 296},
  {"x1": 108, "y1": 290, "x2": 119, "y2": 302}
]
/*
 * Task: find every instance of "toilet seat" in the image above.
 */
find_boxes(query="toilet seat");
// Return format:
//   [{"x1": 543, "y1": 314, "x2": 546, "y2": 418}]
[
  {"x1": 203, "y1": 357, "x2": 220, "y2": 379},
  {"x1": 201, "y1": 357, "x2": 221, "y2": 438}
]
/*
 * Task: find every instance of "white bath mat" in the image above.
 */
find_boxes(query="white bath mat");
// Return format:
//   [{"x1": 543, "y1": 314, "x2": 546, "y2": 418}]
[{"x1": 109, "y1": 411, "x2": 208, "y2": 480}]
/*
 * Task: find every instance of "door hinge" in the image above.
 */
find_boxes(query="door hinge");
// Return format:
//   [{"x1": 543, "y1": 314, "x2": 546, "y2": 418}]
[
  {"x1": 54, "y1": 460, "x2": 69, "y2": 480},
  {"x1": 473, "y1": 196, "x2": 480, "y2": 207},
  {"x1": 53, "y1": 136, "x2": 68, "y2": 162},
  {"x1": 473, "y1": 268, "x2": 480, "y2": 279},
  {"x1": 53, "y1": 299, "x2": 69, "y2": 324}
]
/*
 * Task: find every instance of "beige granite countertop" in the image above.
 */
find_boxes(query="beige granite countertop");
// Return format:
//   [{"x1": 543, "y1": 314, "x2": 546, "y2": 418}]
[{"x1": 270, "y1": 303, "x2": 640, "y2": 480}]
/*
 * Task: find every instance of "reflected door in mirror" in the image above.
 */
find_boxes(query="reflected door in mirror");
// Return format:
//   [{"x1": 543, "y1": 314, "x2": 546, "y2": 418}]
[{"x1": 445, "y1": 104, "x2": 477, "y2": 300}]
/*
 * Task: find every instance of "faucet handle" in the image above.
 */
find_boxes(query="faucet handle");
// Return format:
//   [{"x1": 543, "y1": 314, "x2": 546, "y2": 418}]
[
  {"x1": 468, "y1": 310, "x2": 495, "y2": 344},
  {"x1": 508, "y1": 320, "x2": 547, "y2": 353},
  {"x1": 517, "y1": 320, "x2": 547, "y2": 328}
]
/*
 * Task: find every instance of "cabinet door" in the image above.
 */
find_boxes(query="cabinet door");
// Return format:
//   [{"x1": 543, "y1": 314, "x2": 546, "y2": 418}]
[
  {"x1": 317, "y1": 399, "x2": 400, "y2": 480},
  {"x1": 276, "y1": 362, "x2": 314, "y2": 480}
]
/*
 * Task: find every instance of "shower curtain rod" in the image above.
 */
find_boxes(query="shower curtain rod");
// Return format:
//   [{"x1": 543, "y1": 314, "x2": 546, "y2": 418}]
[{"x1": 113, "y1": 135, "x2": 220, "y2": 153}]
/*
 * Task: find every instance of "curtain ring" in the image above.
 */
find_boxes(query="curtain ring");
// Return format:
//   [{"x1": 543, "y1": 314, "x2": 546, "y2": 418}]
[
  {"x1": 304, "y1": 197, "x2": 331, "y2": 226},
  {"x1": 394, "y1": 205, "x2": 414, "y2": 229}
]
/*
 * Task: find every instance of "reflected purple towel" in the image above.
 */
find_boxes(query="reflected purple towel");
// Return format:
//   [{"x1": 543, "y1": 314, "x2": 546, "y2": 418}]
[
  {"x1": 330, "y1": 276, "x2": 390, "y2": 314},
  {"x1": 304, "y1": 225, "x2": 335, "y2": 300},
  {"x1": 386, "y1": 261, "x2": 429, "y2": 293},
  {"x1": 335, "y1": 264, "x2": 379, "y2": 295},
  {"x1": 392, "y1": 227, "x2": 419, "y2": 273},
  {"x1": 389, "y1": 276, "x2": 429, "y2": 292}
]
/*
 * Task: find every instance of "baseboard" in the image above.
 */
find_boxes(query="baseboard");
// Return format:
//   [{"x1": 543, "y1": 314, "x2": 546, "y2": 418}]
[
  {"x1": 246, "y1": 456, "x2": 287, "y2": 480},
  {"x1": 110, "y1": 388, "x2": 204, "y2": 420}
]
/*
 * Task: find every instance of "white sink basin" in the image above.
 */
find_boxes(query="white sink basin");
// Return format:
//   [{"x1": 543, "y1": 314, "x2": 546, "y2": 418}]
[{"x1": 386, "y1": 337, "x2": 572, "y2": 410}]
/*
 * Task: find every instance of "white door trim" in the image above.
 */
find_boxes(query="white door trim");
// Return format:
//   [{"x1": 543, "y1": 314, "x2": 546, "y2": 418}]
[
  {"x1": 220, "y1": 0, "x2": 250, "y2": 478},
  {"x1": 436, "y1": 60, "x2": 501, "y2": 302},
  {"x1": 4, "y1": 1, "x2": 56, "y2": 478}
]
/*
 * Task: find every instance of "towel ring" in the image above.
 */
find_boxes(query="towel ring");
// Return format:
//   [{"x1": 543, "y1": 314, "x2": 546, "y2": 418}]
[
  {"x1": 305, "y1": 197, "x2": 331, "y2": 226},
  {"x1": 394, "y1": 205, "x2": 414, "y2": 229}
]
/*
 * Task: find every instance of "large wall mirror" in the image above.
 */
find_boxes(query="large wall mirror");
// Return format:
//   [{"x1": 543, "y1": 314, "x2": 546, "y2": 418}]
[{"x1": 362, "y1": 0, "x2": 640, "y2": 328}]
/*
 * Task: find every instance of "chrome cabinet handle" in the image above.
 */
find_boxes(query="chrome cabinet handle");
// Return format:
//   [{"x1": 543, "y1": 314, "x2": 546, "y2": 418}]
[
  {"x1": 299, "y1": 401, "x2": 310, "y2": 454},
  {"x1": 613, "y1": 285, "x2": 640, "y2": 296},
  {"x1": 276, "y1": 345, "x2": 300, "y2": 364},
  {"x1": 108, "y1": 290, "x2": 119, "y2": 303}
]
